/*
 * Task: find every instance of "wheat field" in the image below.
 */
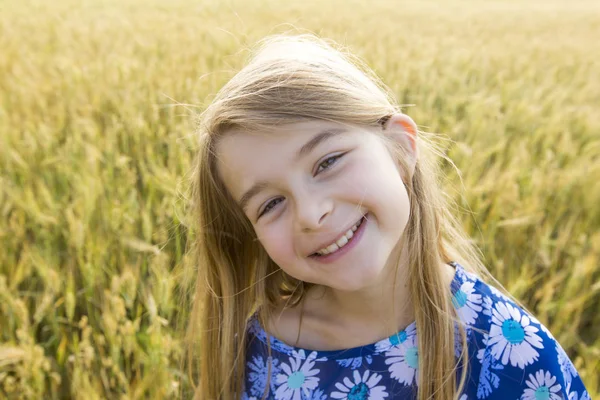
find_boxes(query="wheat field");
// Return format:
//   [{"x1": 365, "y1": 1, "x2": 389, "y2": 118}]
[{"x1": 1, "y1": 0, "x2": 599, "y2": 398}]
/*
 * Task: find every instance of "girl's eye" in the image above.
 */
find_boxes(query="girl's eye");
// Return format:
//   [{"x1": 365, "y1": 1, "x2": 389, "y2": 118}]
[
  {"x1": 315, "y1": 154, "x2": 343, "y2": 175},
  {"x1": 257, "y1": 154, "x2": 344, "y2": 219},
  {"x1": 258, "y1": 197, "x2": 283, "y2": 218}
]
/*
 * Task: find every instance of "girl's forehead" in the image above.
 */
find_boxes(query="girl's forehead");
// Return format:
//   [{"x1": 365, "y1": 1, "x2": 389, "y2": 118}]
[
  {"x1": 215, "y1": 120, "x2": 376, "y2": 198},
  {"x1": 230, "y1": 119, "x2": 348, "y2": 140},
  {"x1": 218, "y1": 120, "x2": 348, "y2": 155}
]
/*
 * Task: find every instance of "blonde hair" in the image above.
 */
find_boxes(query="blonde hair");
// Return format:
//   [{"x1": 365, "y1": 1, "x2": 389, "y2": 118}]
[{"x1": 183, "y1": 33, "x2": 513, "y2": 400}]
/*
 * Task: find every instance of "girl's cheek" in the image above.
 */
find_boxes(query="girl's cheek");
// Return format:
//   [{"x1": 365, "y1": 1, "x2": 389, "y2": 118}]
[
  {"x1": 260, "y1": 228, "x2": 295, "y2": 263},
  {"x1": 345, "y1": 155, "x2": 375, "y2": 185}
]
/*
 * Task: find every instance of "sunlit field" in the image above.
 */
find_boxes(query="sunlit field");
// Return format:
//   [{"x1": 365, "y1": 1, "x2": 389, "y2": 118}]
[{"x1": 1, "y1": 0, "x2": 599, "y2": 398}]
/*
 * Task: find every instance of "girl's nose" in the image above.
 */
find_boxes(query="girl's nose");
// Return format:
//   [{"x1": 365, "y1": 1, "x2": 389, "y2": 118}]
[{"x1": 294, "y1": 192, "x2": 333, "y2": 232}]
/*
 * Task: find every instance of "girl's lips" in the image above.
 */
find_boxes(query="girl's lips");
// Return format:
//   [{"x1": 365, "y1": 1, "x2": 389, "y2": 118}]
[{"x1": 309, "y1": 213, "x2": 368, "y2": 264}]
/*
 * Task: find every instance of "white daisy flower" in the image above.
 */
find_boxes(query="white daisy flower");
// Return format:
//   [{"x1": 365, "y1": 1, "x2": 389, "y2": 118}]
[
  {"x1": 482, "y1": 295, "x2": 494, "y2": 317},
  {"x1": 384, "y1": 335, "x2": 419, "y2": 386},
  {"x1": 274, "y1": 350, "x2": 321, "y2": 400},
  {"x1": 452, "y1": 281, "x2": 483, "y2": 325},
  {"x1": 521, "y1": 369, "x2": 562, "y2": 400},
  {"x1": 487, "y1": 301, "x2": 544, "y2": 368},
  {"x1": 374, "y1": 323, "x2": 416, "y2": 353},
  {"x1": 330, "y1": 369, "x2": 388, "y2": 399}
]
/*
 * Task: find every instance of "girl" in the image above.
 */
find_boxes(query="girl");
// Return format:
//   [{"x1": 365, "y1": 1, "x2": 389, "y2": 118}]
[{"x1": 183, "y1": 34, "x2": 590, "y2": 400}]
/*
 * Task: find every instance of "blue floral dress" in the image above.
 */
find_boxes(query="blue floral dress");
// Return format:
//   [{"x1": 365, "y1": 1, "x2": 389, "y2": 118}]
[{"x1": 241, "y1": 261, "x2": 590, "y2": 400}]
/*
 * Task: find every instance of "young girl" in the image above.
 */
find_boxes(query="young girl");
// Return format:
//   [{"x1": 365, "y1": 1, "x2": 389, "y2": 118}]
[{"x1": 184, "y1": 34, "x2": 590, "y2": 400}]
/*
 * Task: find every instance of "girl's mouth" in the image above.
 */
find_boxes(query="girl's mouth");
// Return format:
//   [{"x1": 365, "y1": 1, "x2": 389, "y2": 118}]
[{"x1": 309, "y1": 213, "x2": 368, "y2": 263}]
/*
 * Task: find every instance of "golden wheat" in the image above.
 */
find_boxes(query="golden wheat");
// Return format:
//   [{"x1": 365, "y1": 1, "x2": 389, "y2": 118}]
[{"x1": 1, "y1": 0, "x2": 598, "y2": 398}]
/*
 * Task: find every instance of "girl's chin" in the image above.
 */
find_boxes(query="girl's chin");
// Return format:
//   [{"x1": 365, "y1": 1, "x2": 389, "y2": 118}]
[{"x1": 327, "y1": 262, "x2": 390, "y2": 290}]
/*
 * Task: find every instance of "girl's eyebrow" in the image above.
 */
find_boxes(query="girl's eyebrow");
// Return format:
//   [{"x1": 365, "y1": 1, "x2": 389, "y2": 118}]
[
  {"x1": 238, "y1": 127, "x2": 347, "y2": 211},
  {"x1": 296, "y1": 127, "x2": 347, "y2": 160}
]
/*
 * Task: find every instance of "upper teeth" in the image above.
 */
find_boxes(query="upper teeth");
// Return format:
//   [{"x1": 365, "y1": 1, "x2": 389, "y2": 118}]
[{"x1": 315, "y1": 218, "x2": 362, "y2": 255}]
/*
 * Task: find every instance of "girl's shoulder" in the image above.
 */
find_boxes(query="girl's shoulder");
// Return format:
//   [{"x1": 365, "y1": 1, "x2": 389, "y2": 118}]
[
  {"x1": 450, "y1": 260, "x2": 551, "y2": 334},
  {"x1": 242, "y1": 262, "x2": 590, "y2": 399},
  {"x1": 450, "y1": 261, "x2": 590, "y2": 399}
]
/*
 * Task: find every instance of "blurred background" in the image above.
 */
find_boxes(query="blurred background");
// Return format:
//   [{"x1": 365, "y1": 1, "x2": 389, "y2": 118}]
[{"x1": 1, "y1": 0, "x2": 599, "y2": 398}]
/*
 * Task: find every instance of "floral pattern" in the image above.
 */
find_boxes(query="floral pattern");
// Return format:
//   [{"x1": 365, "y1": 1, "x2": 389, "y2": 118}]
[
  {"x1": 384, "y1": 333, "x2": 419, "y2": 386},
  {"x1": 484, "y1": 301, "x2": 543, "y2": 368},
  {"x1": 241, "y1": 261, "x2": 590, "y2": 399},
  {"x1": 452, "y1": 281, "x2": 483, "y2": 325},
  {"x1": 274, "y1": 350, "x2": 322, "y2": 400},
  {"x1": 330, "y1": 370, "x2": 388, "y2": 399},
  {"x1": 521, "y1": 370, "x2": 563, "y2": 400}
]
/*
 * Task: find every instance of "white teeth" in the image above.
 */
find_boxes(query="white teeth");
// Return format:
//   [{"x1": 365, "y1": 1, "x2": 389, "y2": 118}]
[
  {"x1": 326, "y1": 243, "x2": 339, "y2": 253},
  {"x1": 315, "y1": 217, "x2": 364, "y2": 256},
  {"x1": 336, "y1": 235, "x2": 348, "y2": 247}
]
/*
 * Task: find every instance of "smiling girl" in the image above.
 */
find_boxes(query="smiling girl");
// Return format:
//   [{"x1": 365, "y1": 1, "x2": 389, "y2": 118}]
[{"x1": 183, "y1": 34, "x2": 590, "y2": 400}]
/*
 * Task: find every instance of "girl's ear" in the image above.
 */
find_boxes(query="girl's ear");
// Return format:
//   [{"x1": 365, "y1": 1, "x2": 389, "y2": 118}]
[{"x1": 382, "y1": 113, "x2": 419, "y2": 181}]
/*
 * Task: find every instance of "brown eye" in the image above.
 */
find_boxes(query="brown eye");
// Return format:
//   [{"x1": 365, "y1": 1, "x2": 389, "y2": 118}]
[
  {"x1": 258, "y1": 197, "x2": 283, "y2": 218},
  {"x1": 315, "y1": 154, "x2": 343, "y2": 175}
]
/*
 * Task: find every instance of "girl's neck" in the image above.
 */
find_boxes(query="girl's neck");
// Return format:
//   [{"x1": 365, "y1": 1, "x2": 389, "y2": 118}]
[
  {"x1": 266, "y1": 236, "x2": 457, "y2": 351},
  {"x1": 266, "y1": 259, "x2": 455, "y2": 352},
  {"x1": 285, "y1": 259, "x2": 454, "y2": 351},
  {"x1": 304, "y1": 248, "x2": 413, "y2": 337}
]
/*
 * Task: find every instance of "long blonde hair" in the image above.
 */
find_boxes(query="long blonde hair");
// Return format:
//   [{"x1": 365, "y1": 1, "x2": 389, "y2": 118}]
[{"x1": 183, "y1": 33, "x2": 511, "y2": 400}]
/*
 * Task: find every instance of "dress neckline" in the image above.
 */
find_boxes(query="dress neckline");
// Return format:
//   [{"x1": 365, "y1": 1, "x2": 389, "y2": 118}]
[{"x1": 247, "y1": 261, "x2": 464, "y2": 360}]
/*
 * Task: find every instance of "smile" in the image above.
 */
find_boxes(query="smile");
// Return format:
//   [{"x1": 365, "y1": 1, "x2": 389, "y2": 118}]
[
  {"x1": 314, "y1": 218, "x2": 364, "y2": 255},
  {"x1": 310, "y1": 213, "x2": 368, "y2": 259}
]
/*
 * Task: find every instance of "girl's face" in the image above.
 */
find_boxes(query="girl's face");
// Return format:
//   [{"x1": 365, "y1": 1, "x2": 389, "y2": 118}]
[{"x1": 217, "y1": 117, "x2": 417, "y2": 292}]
